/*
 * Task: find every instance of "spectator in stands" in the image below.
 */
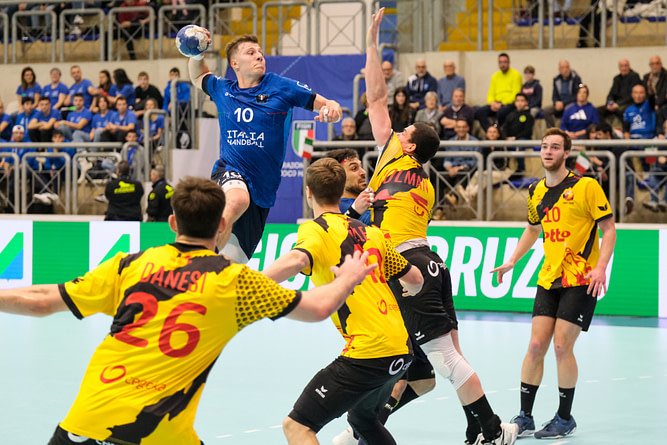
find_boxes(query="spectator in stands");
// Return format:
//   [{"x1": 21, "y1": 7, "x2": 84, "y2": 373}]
[
  {"x1": 119, "y1": 129, "x2": 147, "y2": 181},
  {"x1": 577, "y1": 0, "x2": 602, "y2": 48},
  {"x1": 142, "y1": 97, "x2": 165, "y2": 147},
  {"x1": 333, "y1": 117, "x2": 361, "y2": 157},
  {"x1": 643, "y1": 120, "x2": 667, "y2": 212},
  {"x1": 439, "y1": 88, "x2": 474, "y2": 140},
  {"x1": 89, "y1": 95, "x2": 118, "y2": 145},
  {"x1": 522, "y1": 65, "x2": 543, "y2": 118},
  {"x1": 560, "y1": 84, "x2": 600, "y2": 140},
  {"x1": 579, "y1": 123, "x2": 611, "y2": 198},
  {"x1": 65, "y1": 65, "x2": 96, "y2": 109},
  {"x1": 623, "y1": 84, "x2": 655, "y2": 215},
  {"x1": 16, "y1": 67, "x2": 41, "y2": 114},
  {"x1": 46, "y1": 129, "x2": 77, "y2": 197},
  {"x1": 55, "y1": 93, "x2": 93, "y2": 144},
  {"x1": 90, "y1": 70, "x2": 112, "y2": 114},
  {"x1": 134, "y1": 71, "x2": 164, "y2": 119},
  {"x1": 353, "y1": 92, "x2": 373, "y2": 141},
  {"x1": 406, "y1": 59, "x2": 438, "y2": 110},
  {"x1": 542, "y1": 60, "x2": 582, "y2": 128},
  {"x1": 146, "y1": 165, "x2": 173, "y2": 222},
  {"x1": 415, "y1": 91, "x2": 442, "y2": 136},
  {"x1": 28, "y1": 96, "x2": 62, "y2": 143},
  {"x1": 437, "y1": 60, "x2": 465, "y2": 110},
  {"x1": 643, "y1": 56, "x2": 667, "y2": 110},
  {"x1": 116, "y1": 0, "x2": 151, "y2": 61},
  {"x1": 502, "y1": 93, "x2": 535, "y2": 178},
  {"x1": 41, "y1": 68, "x2": 69, "y2": 111},
  {"x1": 599, "y1": 58, "x2": 642, "y2": 125},
  {"x1": 104, "y1": 160, "x2": 144, "y2": 221},
  {"x1": 484, "y1": 124, "x2": 508, "y2": 170},
  {"x1": 382, "y1": 61, "x2": 404, "y2": 106},
  {"x1": 389, "y1": 87, "x2": 415, "y2": 132},
  {"x1": 109, "y1": 68, "x2": 136, "y2": 108},
  {"x1": 444, "y1": 119, "x2": 482, "y2": 204},
  {"x1": 101, "y1": 95, "x2": 137, "y2": 142},
  {"x1": 15, "y1": 97, "x2": 37, "y2": 142},
  {"x1": 0, "y1": 101, "x2": 13, "y2": 142},
  {"x1": 163, "y1": 67, "x2": 190, "y2": 114},
  {"x1": 474, "y1": 52, "x2": 522, "y2": 131}
]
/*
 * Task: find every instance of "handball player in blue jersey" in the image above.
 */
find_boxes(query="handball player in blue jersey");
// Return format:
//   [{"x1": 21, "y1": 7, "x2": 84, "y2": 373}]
[{"x1": 188, "y1": 33, "x2": 343, "y2": 263}]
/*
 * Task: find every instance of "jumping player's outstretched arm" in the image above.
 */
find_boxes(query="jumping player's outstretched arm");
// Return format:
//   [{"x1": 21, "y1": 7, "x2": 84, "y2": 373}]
[{"x1": 365, "y1": 8, "x2": 392, "y2": 147}]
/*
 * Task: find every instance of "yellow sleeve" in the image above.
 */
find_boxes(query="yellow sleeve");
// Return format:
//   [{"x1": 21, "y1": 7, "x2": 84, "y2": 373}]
[
  {"x1": 59, "y1": 253, "x2": 125, "y2": 318},
  {"x1": 293, "y1": 221, "x2": 322, "y2": 276},
  {"x1": 527, "y1": 183, "x2": 540, "y2": 225},
  {"x1": 382, "y1": 237, "x2": 410, "y2": 280},
  {"x1": 512, "y1": 69, "x2": 523, "y2": 95},
  {"x1": 487, "y1": 72, "x2": 497, "y2": 104},
  {"x1": 234, "y1": 267, "x2": 301, "y2": 329},
  {"x1": 585, "y1": 178, "x2": 613, "y2": 222}
]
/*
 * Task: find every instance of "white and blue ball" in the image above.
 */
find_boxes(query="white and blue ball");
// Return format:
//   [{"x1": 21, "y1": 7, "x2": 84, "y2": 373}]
[{"x1": 176, "y1": 25, "x2": 210, "y2": 58}]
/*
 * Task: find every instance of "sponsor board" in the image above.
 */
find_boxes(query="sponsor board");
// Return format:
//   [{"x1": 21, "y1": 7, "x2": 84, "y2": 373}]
[{"x1": 0, "y1": 221, "x2": 661, "y2": 317}]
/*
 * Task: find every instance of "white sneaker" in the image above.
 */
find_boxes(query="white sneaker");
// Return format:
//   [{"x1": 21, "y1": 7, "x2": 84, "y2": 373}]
[
  {"x1": 332, "y1": 427, "x2": 357, "y2": 445},
  {"x1": 73, "y1": 14, "x2": 84, "y2": 24},
  {"x1": 473, "y1": 422, "x2": 519, "y2": 445},
  {"x1": 94, "y1": 194, "x2": 108, "y2": 204},
  {"x1": 46, "y1": 193, "x2": 60, "y2": 205},
  {"x1": 78, "y1": 159, "x2": 93, "y2": 184},
  {"x1": 33, "y1": 193, "x2": 51, "y2": 204}
]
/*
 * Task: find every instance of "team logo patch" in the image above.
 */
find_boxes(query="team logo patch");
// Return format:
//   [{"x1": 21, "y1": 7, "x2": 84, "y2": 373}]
[
  {"x1": 562, "y1": 189, "x2": 574, "y2": 201},
  {"x1": 255, "y1": 94, "x2": 268, "y2": 103}
]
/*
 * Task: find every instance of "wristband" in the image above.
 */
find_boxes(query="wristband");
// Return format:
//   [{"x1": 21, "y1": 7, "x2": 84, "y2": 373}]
[{"x1": 345, "y1": 205, "x2": 361, "y2": 219}]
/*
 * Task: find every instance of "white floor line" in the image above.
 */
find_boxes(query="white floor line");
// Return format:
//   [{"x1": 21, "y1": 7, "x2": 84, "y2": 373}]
[
  {"x1": 244, "y1": 429, "x2": 260, "y2": 433},
  {"x1": 611, "y1": 377, "x2": 627, "y2": 381},
  {"x1": 215, "y1": 434, "x2": 233, "y2": 439}
]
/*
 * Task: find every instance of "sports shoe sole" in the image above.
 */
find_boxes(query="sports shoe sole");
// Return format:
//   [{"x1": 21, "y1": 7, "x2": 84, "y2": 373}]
[{"x1": 534, "y1": 425, "x2": 576, "y2": 439}]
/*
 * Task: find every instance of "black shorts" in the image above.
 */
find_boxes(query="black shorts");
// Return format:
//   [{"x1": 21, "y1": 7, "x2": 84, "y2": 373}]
[
  {"x1": 404, "y1": 341, "x2": 435, "y2": 382},
  {"x1": 48, "y1": 426, "x2": 204, "y2": 445},
  {"x1": 389, "y1": 246, "x2": 458, "y2": 344},
  {"x1": 533, "y1": 283, "x2": 597, "y2": 331},
  {"x1": 289, "y1": 354, "x2": 412, "y2": 433},
  {"x1": 211, "y1": 165, "x2": 270, "y2": 260}
]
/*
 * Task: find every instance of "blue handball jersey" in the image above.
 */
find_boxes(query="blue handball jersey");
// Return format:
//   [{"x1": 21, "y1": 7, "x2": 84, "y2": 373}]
[{"x1": 203, "y1": 72, "x2": 316, "y2": 208}]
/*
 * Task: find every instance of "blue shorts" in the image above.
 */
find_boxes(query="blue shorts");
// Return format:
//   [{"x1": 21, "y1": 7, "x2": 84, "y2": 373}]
[{"x1": 211, "y1": 163, "x2": 270, "y2": 260}]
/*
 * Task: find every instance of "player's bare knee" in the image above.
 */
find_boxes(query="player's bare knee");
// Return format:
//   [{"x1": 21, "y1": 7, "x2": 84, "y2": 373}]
[
  {"x1": 552, "y1": 341, "x2": 574, "y2": 362},
  {"x1": 527, "y1": 338, "x2": 550, "y2": 358},
  {"x1": 282, "y1": 416, "x2": 307, "y2": 438},
  {"x1": 410, "y1": 377, "x2": 436, "y2": 395}
]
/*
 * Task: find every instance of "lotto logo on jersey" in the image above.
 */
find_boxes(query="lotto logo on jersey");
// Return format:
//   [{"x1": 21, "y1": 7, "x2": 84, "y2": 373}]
[
  {"x1": 543, "y1": 228, "x2": 571, "y2": 243},
  {"x1": 0, "y1": 221, "x2": 33, "y2": 288},
  {"x1": 89, "y1": 221, "x2": 140, "y2": 270}
]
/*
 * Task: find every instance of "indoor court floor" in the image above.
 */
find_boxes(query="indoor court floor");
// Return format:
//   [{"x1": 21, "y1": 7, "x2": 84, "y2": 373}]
[{"x1": 1, "y1": 310, "x2": 665, "y2": 444}]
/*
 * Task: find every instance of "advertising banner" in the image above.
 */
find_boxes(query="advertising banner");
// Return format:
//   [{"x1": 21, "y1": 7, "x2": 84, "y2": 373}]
[{"x1": 1, "y1": 221, "x2": 661, "y2": 317}]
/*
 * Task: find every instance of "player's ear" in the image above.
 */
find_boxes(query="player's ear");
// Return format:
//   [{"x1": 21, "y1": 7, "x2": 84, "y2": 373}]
[{"x1": 168, "y1": 214, "x2": 178, "y2": 234}]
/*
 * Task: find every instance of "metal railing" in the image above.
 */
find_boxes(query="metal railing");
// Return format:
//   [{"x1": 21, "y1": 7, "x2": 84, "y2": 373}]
[
  {"x1": 158, "y1": 4, "x2": 206, "y2": 59},
  {"x1": 0, "y1": 12, "x2": 8, "y2": 65},
  {"x1": 169, "y1": 80, "x2": 197, "y2": 152},
  {"x1": 313, "y1": 0, "x2": 366, "y2": 55},
  {"x1": 107, "y1": 6, "x2": 155, "y2": 61},
  {"x1": 71, "y1": 151, "x2": 121, "y2": 215},
  {"x1": 12, "y1": 10, "x2": 57, "y2": 63},
  {"x1": 143, "y1": 109, "x2": 170, "y2": 181},
  {"x1": 59, "y1": 8, "x2": 105, "y2": 62},
  {"x1": 209, "y1": 2, "x2": 258, "y2": 50},
  {"x1": 0, "y1": 153, "x2": 21, "y2": 214},
  {"x1": 21, "y1": 151, "x2": 71, "y2": 213},
  {"x1": 262, "y1": 0, "x2": 312, "y2": 55}
]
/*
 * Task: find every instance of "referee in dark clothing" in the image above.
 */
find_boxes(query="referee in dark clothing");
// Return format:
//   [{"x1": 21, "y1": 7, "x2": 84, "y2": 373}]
[
  {"x1": 104, "y1": 160, "x2": 144, "y2": 221},
  {"x1": 146, "y1": 165, "x2": 173, "y2": 222}
]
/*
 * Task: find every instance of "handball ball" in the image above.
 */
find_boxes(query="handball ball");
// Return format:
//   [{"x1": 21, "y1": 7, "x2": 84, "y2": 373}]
[{"x1": 176, "y1": 25, "x2": 210, "y2": 58}]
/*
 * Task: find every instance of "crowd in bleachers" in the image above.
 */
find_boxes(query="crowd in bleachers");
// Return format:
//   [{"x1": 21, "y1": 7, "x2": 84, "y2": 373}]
[
  {"x1": 334, "y1": 52, "x2": 667, "y2": 219},
  {"x1": 0, "y1": 61, "x2": 191, "y2": 217}
]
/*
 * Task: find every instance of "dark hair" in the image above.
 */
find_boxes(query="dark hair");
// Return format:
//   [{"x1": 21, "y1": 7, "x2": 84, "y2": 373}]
[
  {"x1": 597, "y1": 122, "x2": 612, "y2": 135},
  {"x1": 390, "y1": 87, "x2": 412, "y2": 125},
  {"x1": 117, "y1": 160, "x2": 131, "y2": 176},
  {"x1": 327, "y1": 148, "x2": 359, "y2": 164},
  {"x1": 73, "y1": 93, "x2": 85, "y2": 100},
  {"x1": 225, "y1": 34, "x2": 260, "y2": 66},
  {"x1": 524, "y1": 65, "x2": 535, "y2": 74},
  {"x1": 172, "y1": 177, "x2": 225, "y2": 239},
  {"x1": 542, "y1": 127, "x2": 572, "y2": 152},
  {"x1": 169, "y1": 67, "x2": 181, "y2": 75},
  {"x1": 486, "y1": 123, "x2": 504, "y2": 140},
  {"x1": 116, "y1": 95, "x2": 127, "y2": 104},
  {"x1": 498, "y1": 52, "x2": 510, "y2": 60},
  {"x1": 577, "y1": 84, "x2": 589, "y2": 96},
  {"x1": 21, "y1": 96, "x2": 34, "y2": 105},
  {"x1": 97, "y1": 94, "x2": 110, "y2": 109},
  {"x1": 515, "y1": 93, "x2": 528, "y2": 101},
  {"x1": 411, "y1": 122, "x2": 440, "y2": 164},
  {"x1": 113, "y1": 69, "x2": 132, "y2": 87},
  {"x1": 38, "y1": 96, "x2": 51, "y2": 103},
  {"x1": 99, "y1": 70, "x2": 112, "y2": 92},
  {"x1": 52, "y1": 129, "x2": 65, "y2": 138},
  {"x1": 306, "y1": 158, "x2": 346, "y2": 206},
  {"x1": 21, "y1": 67, "x2": 36, "y2": 90}
]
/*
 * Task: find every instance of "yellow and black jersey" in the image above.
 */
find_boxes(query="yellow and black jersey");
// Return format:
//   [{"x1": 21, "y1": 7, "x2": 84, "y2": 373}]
[
  {"x1": 368, "y1": 132, "x2": 434, "y2": 247},
  {"x1": 57, "y1": 243, "x2": 300, "y2": 445},
  {"x1": 527, "y1": 172, "x2": 613, "y2": 289},
  {"x1": 294, "y1": 213, "x2": 411, "y2": 359}
]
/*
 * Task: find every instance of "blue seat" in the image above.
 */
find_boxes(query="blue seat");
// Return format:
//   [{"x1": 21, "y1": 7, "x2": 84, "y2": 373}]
[
  {"x1": 544, "y1": 17, "x2": 562, "y2": 25},
  {"x1": 83, "y1": 33, "x2": 100, "y2": 41},
  {"x1": 509, "y1": 177, "x2": 540, "y2": 188},
  {"x1": 620, "y1": 16, "x2": 642, "y2": 23},
  {"x1": 565, "y1": 16, "x2": 581, "y2": 25},
  {"x1": 515, "y1": 17, "x2": 538, "y2": 26},
  {"x1": 647, "y1": 16, "x2": 666, "y2": 22}
]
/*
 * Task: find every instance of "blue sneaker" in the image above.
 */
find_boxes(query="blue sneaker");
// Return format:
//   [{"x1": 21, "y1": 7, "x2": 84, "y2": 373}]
[
  {"x1": 534, "y1": 413, "x2": 577, "y2": 439},
  {"x1": 510, "y1": 411, "x2": 536, "y2": 437}
]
